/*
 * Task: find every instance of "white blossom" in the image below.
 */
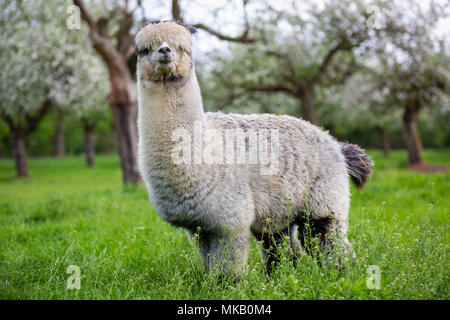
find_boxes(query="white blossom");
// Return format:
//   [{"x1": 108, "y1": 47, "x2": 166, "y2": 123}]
[{"x1": 0, "y1": 0, "x2": 108, "y2": 119}]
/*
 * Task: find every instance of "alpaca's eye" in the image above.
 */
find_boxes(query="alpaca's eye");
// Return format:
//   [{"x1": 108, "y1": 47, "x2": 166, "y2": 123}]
[{"x1": 138, "y1": 47, "x2": 151, "y2": 56}]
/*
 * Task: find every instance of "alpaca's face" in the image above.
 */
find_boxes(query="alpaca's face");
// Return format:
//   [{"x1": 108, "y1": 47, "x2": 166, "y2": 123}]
[{"x1": 135, "y1": 22, "x2": 194, "y2": 83}]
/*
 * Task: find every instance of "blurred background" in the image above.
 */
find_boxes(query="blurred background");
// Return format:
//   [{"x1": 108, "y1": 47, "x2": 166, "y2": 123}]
[{"x1": 0, "y1": 0, "x2": 449, "y2": 183}]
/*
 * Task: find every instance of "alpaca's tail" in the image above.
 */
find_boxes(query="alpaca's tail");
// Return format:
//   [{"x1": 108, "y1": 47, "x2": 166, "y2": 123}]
[{"x1": 340, "y1": 143, "x2": 373, "y2": 189}]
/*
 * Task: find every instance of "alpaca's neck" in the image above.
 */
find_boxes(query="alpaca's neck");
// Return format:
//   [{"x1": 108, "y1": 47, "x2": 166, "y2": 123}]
[
  {"x1": 137, "y1": 71, "x2": 204, "y2": 151},
  {"x1": 137, "y1": 70, "x2": 206, "y2": 190}
]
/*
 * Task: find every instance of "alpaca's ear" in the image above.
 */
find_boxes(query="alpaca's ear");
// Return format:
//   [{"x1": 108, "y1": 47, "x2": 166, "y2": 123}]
[
  {"x1": 186, "y1": 25, "x2": 197, "y2": 34},
  {"x1": 144, "y1": 20, "x2": 161, "y2": 28},
  {"x1": 174, "y1": 20, "x2": 197, "y2": 34}
]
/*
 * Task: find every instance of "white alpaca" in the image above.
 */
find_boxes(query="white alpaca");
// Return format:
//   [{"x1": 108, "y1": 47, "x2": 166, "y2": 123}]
[{"x1": 135, "y1": 21, "x2": 373, "y2": 275}]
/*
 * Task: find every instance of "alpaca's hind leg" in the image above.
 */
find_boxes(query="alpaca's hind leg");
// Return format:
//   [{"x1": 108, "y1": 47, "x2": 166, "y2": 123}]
[
  {"x1": 297, "y1": 215, "x2": 353, "y2": 268},
  {"x1": 332, "y1": 219, "x2": 355, "y2": 264},
  {"x1": 300, "y1": 171, "x2": 354, "y2": 267},
  {"x1": 198, "y1": 228, "x2": 251, "y2": 276},
  {"x1": 254, "y1": 225, "x2": 304, "y2": 274},
  {"x1": 319, "y1": 220, "x2": 354, "y2": 268},
  {"x1": 254, "y1": 232, "x2": 285, "y2": 275}
]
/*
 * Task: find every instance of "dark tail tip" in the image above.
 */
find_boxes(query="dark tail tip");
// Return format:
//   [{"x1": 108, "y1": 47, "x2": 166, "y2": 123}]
[{"x1": 340, "y1": 143, "x2": 374, "y2": 189}]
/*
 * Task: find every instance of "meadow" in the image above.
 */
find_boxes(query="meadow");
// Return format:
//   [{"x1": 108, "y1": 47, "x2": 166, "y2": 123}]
[{"x1": 0, "y1": 150, "x2": 448, "y2": 299}]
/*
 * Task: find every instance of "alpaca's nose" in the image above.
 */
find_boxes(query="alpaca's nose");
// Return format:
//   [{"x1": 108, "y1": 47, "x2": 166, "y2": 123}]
[{"x1": 158, "y1": 46, "x2": 171, "y2": 54}]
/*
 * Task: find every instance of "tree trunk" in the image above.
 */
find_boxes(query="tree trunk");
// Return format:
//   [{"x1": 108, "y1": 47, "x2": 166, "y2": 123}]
[
  {"x1": 110, "y1": 101, "x2": 140, "y2": 184},
  {"x1": 299, "y1": 83, "x2": 319, "y2": 125},
  {"x1": 73, "y1": 0, "x2": 140, "y2": 184},
  {"x1": 377, "y1": 126, "x2": 390, "y2": 157},
  {"x1": 104, "y1": 45, "x2": 140, "y2": 184},
  {"x1": 403, "y1": 102, "x2": 423, "y2": 165},
  {"x1": 2, "y1": 101, "x2": 51, "y2": 178},
  {"x1": 106, "y1": 56, "x2": 140, "y2": 184},
  {"x1": 82, "y1": 118, "x2": 95, "y2": 168},
  {"x1": 10, "y1": 129, "x2": 29, "y2": 178},
  {"x1": 54, "y1": 109, "x2": 65, "y2": 157}
]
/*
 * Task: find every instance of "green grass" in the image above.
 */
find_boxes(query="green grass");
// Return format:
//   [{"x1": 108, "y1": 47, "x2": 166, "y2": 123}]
[{"x1": 0, "y1": 150, "x2": 449, "y2": 299}]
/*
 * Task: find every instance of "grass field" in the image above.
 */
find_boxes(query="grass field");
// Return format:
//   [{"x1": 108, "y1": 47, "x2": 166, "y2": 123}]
[{"x1": 0, "y1": 150, "x2": 449, "y2": 299}]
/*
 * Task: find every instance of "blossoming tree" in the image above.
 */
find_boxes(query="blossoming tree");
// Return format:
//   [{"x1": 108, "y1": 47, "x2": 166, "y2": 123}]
[{"x1": 0, "y1": 0, "x2": 108, "y2": 176}]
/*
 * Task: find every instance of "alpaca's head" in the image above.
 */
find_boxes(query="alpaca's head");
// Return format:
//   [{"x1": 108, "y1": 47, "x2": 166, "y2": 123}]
[{"x1": 135, "y1": 21, "x2": 196, "y2": 83}]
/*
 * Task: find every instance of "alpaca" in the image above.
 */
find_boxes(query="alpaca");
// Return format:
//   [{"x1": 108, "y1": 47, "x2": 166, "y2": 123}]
[{"x1": 135, "y1": 21, "x2": 373, "y2": 275}]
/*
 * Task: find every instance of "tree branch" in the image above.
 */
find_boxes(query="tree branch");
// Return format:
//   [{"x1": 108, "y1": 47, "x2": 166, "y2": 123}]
[
  {"x1": 25, "y1": 100, "x2": 52, "y2": 136},
  {"x1": 172, "y1": 0, "x2": 183, "y2": 22},
  {"x1": 244, "y1": 84, "x2": 297, "y2": 95},
  {"x1": 265, "y1": 50, "x2": 301, "y2": 87},
  {"x1": 73, "y1": 0, "x2": 131, "y2": 81},
  {"x1": 73, "y1": 0, "x2": 96, "y2": 30},
  {"x1": 232, "y1": 81, "x2": 297, "y2": 96},
  {"x1": 116, "y1": 10, "x2": 135, "y2": 56},
  {"x1": 324, "y1": 58, "x2": 358, "y2": 87},
  {"x1": 312, "y1": 38, "x2": 353, "y2": 83},
  {"x1": 215, "y1": 71, "x2": 297, "y2": 98},
  {"x1": 0, "y1": 112, "x2": 16, "y2": 131},
  {"x1": 171, "y1": 0, "x2": 254, "y2": 43},
  {"x1": 193, "y1": 22, "x2": 254, "y2": 43}
]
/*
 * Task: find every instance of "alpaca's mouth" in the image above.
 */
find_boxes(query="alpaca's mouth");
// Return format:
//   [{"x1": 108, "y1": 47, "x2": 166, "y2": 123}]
[{"x1": 158, "y1": 56, "x2": 172, "y2": 65}]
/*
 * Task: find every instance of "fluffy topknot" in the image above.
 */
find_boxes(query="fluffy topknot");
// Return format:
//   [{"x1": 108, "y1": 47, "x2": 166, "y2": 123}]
[
  {"x1": 143, "y1": 20, "x2": 197, "y2": 34},
  {"x1": 135, "y1": 20, "x2": 195, "y2": 54}
]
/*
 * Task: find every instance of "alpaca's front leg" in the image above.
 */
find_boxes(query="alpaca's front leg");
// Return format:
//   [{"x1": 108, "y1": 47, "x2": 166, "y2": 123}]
[{"x1": 198, "y1": 228, "x2": 251, "y2": 276}]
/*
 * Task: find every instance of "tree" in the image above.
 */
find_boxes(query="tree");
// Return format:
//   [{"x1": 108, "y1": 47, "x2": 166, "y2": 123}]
[
  {"x1": 364, "y1": 1, "x2": 449, "y2": 164},
  {"x1": 379, "y1": 59, "x2": 447, "y2": 164},
  {"x1": 171, "y1": 0, "x2": 253, "y2": 43},
  {"x1": 205, "y1": 0, "x2": 372, "y2": 125},
  {"x1": 319, "y1": 72, "x2": 402, "y2": 156},
  {"x1": 53, "y1": 108, "x2": 66, "y2": 157},
  {"x1": 0, "y1": 1, "x2": 67, "y2": 177},
  {"x1": 0, "y1": 0, "x2": 109, "y2": 176},
  {"x1": 72, "y1": 0, "x2": 143, "y2": 184},
  {"x1": 65, "y1": 46, "x2": 109, "y2": 168}
]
